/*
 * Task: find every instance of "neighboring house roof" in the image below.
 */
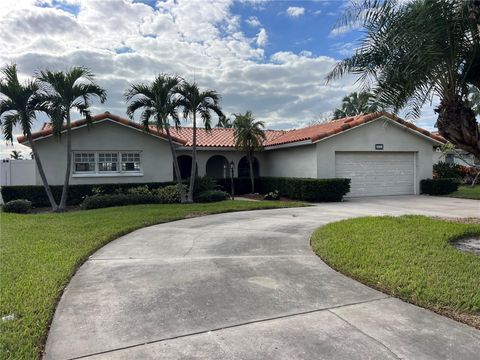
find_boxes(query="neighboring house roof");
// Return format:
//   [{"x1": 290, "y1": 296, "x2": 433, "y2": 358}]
[{"x1": 17, "y1": 111, "x2": 445, "y2": 147}]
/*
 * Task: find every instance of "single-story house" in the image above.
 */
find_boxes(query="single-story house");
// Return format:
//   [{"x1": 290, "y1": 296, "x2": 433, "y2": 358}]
[{"x1": 18, "y1": 112, "x2": 445, "y2": 197}]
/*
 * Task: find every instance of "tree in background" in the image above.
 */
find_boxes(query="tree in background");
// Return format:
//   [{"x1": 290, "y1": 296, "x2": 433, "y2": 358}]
[
  {"x1": 468, "y1": 86, "x2": 480, "y2": 115},
  {"x1": 0, "y1": 64, "x2": 58, "y2": 210},
  {"x1": 327, "y1": 0, "x2": 480, "y2": 160},
  {"x1": 125, "y1": 74, "x2": 187, "y2": 203},
  {"x1": 233, "y1": 111, "x2": 266, "y2": 193},
  {"x1": 177, "y1": 82, "x2": 223, "y2": 203},
  {"x1": 216, "y1": 115, "x2": 233, "y2": 128},
  {"x1": 333, "y1": 91, "x2": 379, "y2": 119},
  {"x1": 10, "y1": 150, "x2": 23, "y2": 160},
  {"x1": 37, "y1": 67, "x2": 106, "y2": 211}
]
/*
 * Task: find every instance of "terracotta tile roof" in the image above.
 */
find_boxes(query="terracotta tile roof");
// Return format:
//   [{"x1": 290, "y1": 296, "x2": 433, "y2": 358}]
[
  {"x1": 162, "y1": 126, "x2": 286, "y2": 147},
  {"x1": 17, "y1": 111, "x2": 445, "y2": 147}
]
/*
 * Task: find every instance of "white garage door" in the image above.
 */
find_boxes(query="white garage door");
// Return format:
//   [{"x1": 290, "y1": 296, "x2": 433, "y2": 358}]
[{"x1": 335, "y1": 152, "x2": 415, "y2": 197}]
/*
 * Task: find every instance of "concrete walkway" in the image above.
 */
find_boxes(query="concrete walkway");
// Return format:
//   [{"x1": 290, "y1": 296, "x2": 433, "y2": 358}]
[{"x1": 44, "y1": 196, "x2": 480, "y2": 360}]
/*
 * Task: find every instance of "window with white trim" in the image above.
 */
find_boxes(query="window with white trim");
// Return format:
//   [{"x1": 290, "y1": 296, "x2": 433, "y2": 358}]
[
  {"x1": 98, "y1": 152, "x2": 118, "y2": 172},
  {"x1": 74, "y1": 153, "x2": 95, "y2": 173},
  {"x1": 121, "y1": 152, "x2": 141, "y2": 172},
  {"x1": 72, "y1": 151, "x2": 142, "y2": 175}
]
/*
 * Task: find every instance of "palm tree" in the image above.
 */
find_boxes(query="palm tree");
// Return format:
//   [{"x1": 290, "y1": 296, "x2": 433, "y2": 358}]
[
  {"x1": 10, "y1": 150, "x2": 23, "y2": 159},
  {"x1": 0, "y1": 64, "x2": 58, "y2": 210},
  {"x1": 125, "y1": 74, "x2": 187, "y2": 203},
  {"x1": 233, "y1": 111, "x2": 266, "y2": 193},
  {"x1": 326, "y1": 0, "x2": 480, "y2": 160},
  {"x1": 37, "y1": 67, "x2": 107, "y2": 211},
  {"x1": 333, "y1": 91, "x2": 379, "y2": 119},
  {"x1": 177, "y1": 81, "x2": 223, "y2": 203},
  {"x1": 216, "y1": 115, "x2": 233, "y2": 128}
]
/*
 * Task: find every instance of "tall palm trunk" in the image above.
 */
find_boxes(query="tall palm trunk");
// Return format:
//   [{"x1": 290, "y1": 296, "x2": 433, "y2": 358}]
[
  {"x1": 248, "y1": 154, "x2": 255, "y2": 193},
  {"x1": 187, "y1": 112, "x2": 197, "y2": 203},
  {"x1": 58, "y1": 112, "x2": 71, "y2": 211},
  {"x1": 28, "y1": 133, "x2": 58, "y2": 211},
  {"x1": 436, "y1": 98, "x2": 480, "y2": 160},
  {"x1": 165, "y1": 121, "x2": 187, "y2": 203}
]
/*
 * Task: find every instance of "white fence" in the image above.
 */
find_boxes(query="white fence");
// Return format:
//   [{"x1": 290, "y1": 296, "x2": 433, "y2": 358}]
[{"x1": 0, "y1": 159, "x2": 36, "y2": 186}]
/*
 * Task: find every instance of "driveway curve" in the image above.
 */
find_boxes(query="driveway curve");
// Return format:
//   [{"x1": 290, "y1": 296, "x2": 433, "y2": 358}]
[{"x1": 45, "y1": 196, "x2": 480, "y2": 360}]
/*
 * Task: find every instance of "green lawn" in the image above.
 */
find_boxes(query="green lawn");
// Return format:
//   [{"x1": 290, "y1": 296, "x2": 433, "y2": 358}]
[
  {"x1": 0, "y1": 200, "x2": 303, "y2": 359},
  {"x1": 311, "y1": 216, "x2": 480, "y2": 328},
  {"x1": 447, "y1": 185, "x2": 480, "y2": 200}
]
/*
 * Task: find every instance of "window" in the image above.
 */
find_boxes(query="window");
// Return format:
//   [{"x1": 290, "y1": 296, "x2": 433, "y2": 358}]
[
  {"x1": 72, "y1": 151, "x2": 142, "y2": 176},
  {"x1": 98, "y1": 153, "x2": 118, "y2": 172},
  {"x1": 121, "y1": 152, "x2": 141, "y2": 172},
  {"x1": 74, "y1": 153, "x2": 95, "y2": 172}
]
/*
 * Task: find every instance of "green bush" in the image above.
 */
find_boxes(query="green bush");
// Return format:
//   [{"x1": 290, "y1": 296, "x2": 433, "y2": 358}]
[
  {"x1": 81, "y1": 193, "x2": 160, "y2": 210},
  {"x1": 193, "y1": 177, "x2": 219, "y2": 198},
  {"x1": 126, "y1": 185, "x2": 152, "y2": 195},
  {"x1": 433, "y1": 162, "x2": 461, "y2": 179},
  {"x1": 2, "y1": 199, "x2": 32, "y2": 214},
  {"x1": 157, "y1": 184, "x2": 187, "y2": 204},
  {"x1": 196, "y1": 190, "x2": 229, "y2": 203},
  {"x1": 1, "y1": 182, "x2": 175, "y2": 207},
  {"x1": 421, "y1": 178, "x2": 459, "y2": 195},
  {"x1": 259, "y1": 177, "x2": 350, "y2": 202}
]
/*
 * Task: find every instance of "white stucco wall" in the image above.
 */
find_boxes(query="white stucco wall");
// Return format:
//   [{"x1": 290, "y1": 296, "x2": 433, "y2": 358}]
[
  {"x1": 31, "y1": 119, "x2": 174, "y2": 185},
  {"x1": 0, "y1": 159, "x2": 36, "y2": 186},
  {"x1": 263, "y1": 144, "x2": 317, "y2": 178},
  {"x1": 314, "y1": 117, "x2": 437, "y2": 192}
]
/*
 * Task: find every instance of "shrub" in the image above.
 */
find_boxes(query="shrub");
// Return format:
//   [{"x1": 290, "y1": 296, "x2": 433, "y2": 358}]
[
  {"x1": 193, "y1": 177, "x2": 219, "y2": 198},
  {"x1": 433, "y1": 162, "x2": 460, "y2": 179},
  {"x1": 264, "y1": 190, "x2": 280, "y2": 200},
  {"x1": 81, "y1": 193, "x2": 160, "y2": 210},
  {"x1": 126, "y1": 185, "x2": 152, "y2": 195},
  {"x1": 157, "y1": 184, "x2": 187, "y2": 204},
  {"x1": 3, "y1": 199, "x2": 32, "y2": 213},
  {"x1": 1, "y1": 182, "x2": 175, "y2": 207},
  {"x1": 196, "y1": 190, "x2": 229, "y2": 203},
  {"x1": 420, "y1": 178, "x2": 459, "y2": 195},
  {"x1": 259, "y1": 177, "x2": 350, "y2": 202}
]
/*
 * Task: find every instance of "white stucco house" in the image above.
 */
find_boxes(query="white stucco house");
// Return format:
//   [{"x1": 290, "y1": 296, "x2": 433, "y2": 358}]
[{"x1": 17, "y1": 112, "x2": 445, "y2": 197}]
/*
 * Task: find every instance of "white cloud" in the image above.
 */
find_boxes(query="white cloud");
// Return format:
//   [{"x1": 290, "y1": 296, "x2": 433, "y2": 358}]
[
  {"x1": 313, "y1": 10, "x2": 322, "y2": 16},
  {"x1": 246, "y1": 16, "x2": 261, "y2": 27},
  {"x1": 256, "y1": 28, "x2": 268, "y2": 47},
  {"x1": 286, "y1": 6, "x2": 305, "y2": 17},
  {"x1": 0, "y1": 0, "x2": 362, "y2": 133}
]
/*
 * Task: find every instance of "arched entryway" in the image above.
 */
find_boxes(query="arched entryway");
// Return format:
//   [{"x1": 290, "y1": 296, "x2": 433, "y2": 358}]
[
  {"x1": 206, "y1": 155, "x2": 229, "y2": 178},
  {"x1": 238, "y1": 156, "x2": 259, "y2": 178},
  {"x1": 174, "y1": 155, "x2": 197, "y2": 180}
]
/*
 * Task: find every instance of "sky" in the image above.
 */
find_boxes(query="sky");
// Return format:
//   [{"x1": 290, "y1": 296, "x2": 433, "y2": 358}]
[{"x1": 0, "y1": 0, "x2": 438, "y2": 158}]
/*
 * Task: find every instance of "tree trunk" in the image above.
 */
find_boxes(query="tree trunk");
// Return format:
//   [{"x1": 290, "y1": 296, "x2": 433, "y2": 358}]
[
  {"x1": 187, "y1": 112, "x2": 197, "y2": 203},
  {"x1": 58, "y1": 112, "x2": 72, "y2": 211},
  {"x1": 165, "y1": 122, "x2": 187, "y2": 203},
  {"x1": 28, "y1": 133, "x2": 58, "y2": 211},
  {"x1": 436, "y1": 97, "x2": 480, "y2": 160},
  {"x1": 248, "y1": 155, "x2": 255, "y2": 193}
]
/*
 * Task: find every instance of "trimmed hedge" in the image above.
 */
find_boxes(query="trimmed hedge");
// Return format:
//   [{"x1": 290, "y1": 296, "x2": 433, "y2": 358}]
[
  {"x1": 81, "y1": 193, "x2": 161, "y2": 210},
  {"x1": 1, "y1": 182, "x2": 175, "y2": 207},
  {"x1": 2, "y1": 177, "x2": 350, "y2": 206},
  {"x1": 421, "y1": 178, "x2": 459, "y2": 195},
  {"x1": 259, "y1": 177, "x2": 351, "y2": 202}
]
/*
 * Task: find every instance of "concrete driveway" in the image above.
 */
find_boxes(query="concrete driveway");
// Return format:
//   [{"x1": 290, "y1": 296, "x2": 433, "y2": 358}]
[{"x1": 44, "y1": 196, "x2": 480, "y2": 360}]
